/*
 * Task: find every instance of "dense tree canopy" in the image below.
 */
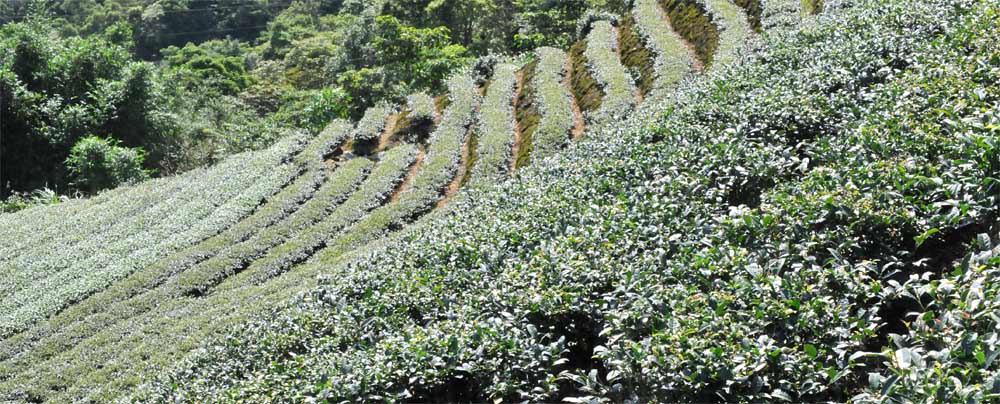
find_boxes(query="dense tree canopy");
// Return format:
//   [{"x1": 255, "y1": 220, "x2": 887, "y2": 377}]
[{"x1": 0, "y1": 21, "x2": 166, "y2": 197}]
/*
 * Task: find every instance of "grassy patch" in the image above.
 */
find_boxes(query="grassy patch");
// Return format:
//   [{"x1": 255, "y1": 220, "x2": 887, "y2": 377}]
[
  {"x1": 391, "y1": 111, "x2": 434, "y2": 147},
  {"x1": 801, "y1": 0, "x2": 823, "y2": 15},
  {"x1": 459, "y1": 131, "x2": 479, "y2": 187},
  {"x1": 434, "y1": 95, "x2": 451, "y2": 114}
]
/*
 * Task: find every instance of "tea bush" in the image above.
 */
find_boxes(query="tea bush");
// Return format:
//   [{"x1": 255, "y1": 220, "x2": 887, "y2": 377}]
[
  {"x1": 407, "y1": 92, "x2": 438, "y2": 123},
  {"x1": 470, "y1": 63, "x2": 518, "y2": 186},
  {"x1": 583, "y1": 20, "x2": 638, "y2": 128},
  {"x1": 632, "y1": 0, "x2": 696, "y2": 98},
  {"x1": 137, "y1": 0, "x2": 1000, "y2": 402},
  {"x1": 530, "y1": 47, "x2": 577, "y2": 157},
  {"x1": 240, "y1": 143, "x2": 421, "y2": 284},
  {"x1": 353, "y1": 102, "x2": 398, "y2": 154}
]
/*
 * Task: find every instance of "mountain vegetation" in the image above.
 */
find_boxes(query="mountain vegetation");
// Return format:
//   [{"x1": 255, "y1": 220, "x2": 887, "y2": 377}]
[
  {"x1": 1, "y1": 0, "x2": 999, "y2": 402},
  {"x1": 1, "y1": 0, "x2": 619, "y2": 201}
]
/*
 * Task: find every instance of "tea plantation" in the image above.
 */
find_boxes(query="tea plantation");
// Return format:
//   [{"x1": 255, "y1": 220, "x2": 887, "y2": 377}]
[{"x1": 2, "y1": 0, "x2": 999, "y2": 402}]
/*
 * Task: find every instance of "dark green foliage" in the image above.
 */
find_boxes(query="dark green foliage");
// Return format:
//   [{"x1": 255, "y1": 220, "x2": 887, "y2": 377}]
[
  {"x1": 1, "y1": 0, "x2": 631, "y2": 199},
  {"x1": 52, "y1": 0, "x2": 301, "y2": 59},
  {"x1": 569, "y1": 40, "x2": 601, "y2": 113},
  {"x1": 65, "y1": 136, "x2": 150, "y2": 193},
  {"x1": 618, "y1": 14, "x2": 656, "y2": 97},
  {"x1": 381, "y1": 0, "x2": 516, "y2": 54},
  {"x1": 334, "y1": 15, "x2": 471, "y2": 116},
  {"x1": 513, "y1": 0, "x2": 616, "y2": 51},
  {"x1": 0, "y1": 21, "x2": 165, "y2": 197},
  {"x1": 0, "y1": 188, "x2": 65, "y2": 214},
  {"x1": 382, "y1": 0, "x2": 626, "y2": 54},
  {"x1": 161, "y1": 41, "x2": 253, "y2": 95},
  {"x1": 12, "y1": 0, "x2": 1000, "y2": 402},
  {"x1": 272, "y1": 87, "x2": 352, "y2": 134}
]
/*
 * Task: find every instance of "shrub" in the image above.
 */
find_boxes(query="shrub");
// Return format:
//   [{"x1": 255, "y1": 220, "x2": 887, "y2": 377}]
[
  {"x1": 175, "y1": 156, "x2": 373, "y2": 296},
  {"x1": 352, "y1": 101, "x2": 397, "y2": 154},
  {"x1": 529, "y1": 47, "x2": 575, "y2": 157},
  {"x1": 469, "y1": 63, "x2": 518, "y2": 186},
  {"x1": 702, "y1": 0, "x2": 754, "y2": 68},
  {"x1": 657, "y1": 0, "x2": 719, "y2": 67},
  {"x1": 131, "y1": 1, "x2": 1000, "y2": 402},
  {"x1": 406, "y1": 92, "x2": 437, "y2": 123},
  {"x1": 239, "y1": 143, "x2": 421, "y2": 284},
  {"x1": 583, "y1": 20, "x2": 637, "y2": 128},
  {"x1": 631, "y1": 0, "x2": 695, "y2": 98},
  {"x1": 0, "y1": 134, "x2": 309, "y2": 338},
  {"x1": 66, "y1": 136, "x2": 151, "y2": 194},
  {"x1": 0, "y1": 188, "x2": 67, "y2": 214}
]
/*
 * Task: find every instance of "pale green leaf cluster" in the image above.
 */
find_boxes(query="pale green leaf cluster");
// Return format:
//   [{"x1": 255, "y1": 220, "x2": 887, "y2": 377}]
[
  {"x1": 583, "y1": 20, "x2": 637, "y2": 128},
  {"x1": 469, "y1": 63, "x2": 518, "y2": 186},
  {"x1": 530, "y1": 47, "x2": 576, "y2": 157},
  {"x1": 354, "y1": 102, "x2": 397, "y2": 143},
  {"x1": 406, "y1": 92, "x2": 437, "y2": 122}
]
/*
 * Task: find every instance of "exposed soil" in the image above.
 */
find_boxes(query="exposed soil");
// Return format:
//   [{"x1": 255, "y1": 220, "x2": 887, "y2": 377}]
[
  {"x1": 388, "y1": 148, "x2": 426, "y2": 203},
  {"x1": 436, "y1": 124, "x2": 476, "y2": 209},
  {"x1": 375, "y1": 113, "x2": 403, "y2": 153}
]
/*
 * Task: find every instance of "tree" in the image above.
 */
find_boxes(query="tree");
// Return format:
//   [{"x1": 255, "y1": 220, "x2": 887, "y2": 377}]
[
  {"x1": 0, "y1": 21, "x2": 168, "y2": 196},
  {"x1": 65, "y1": 136, "x2": 150, "y2": 193},
  {"x1": 334, "y1": 14, "x2": 470, "y2": 116}
]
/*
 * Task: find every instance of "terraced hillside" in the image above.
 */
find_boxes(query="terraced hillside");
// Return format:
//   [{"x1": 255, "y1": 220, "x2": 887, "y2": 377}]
[{"x1": 4, "y1": 0, "x2": 999, "y2": 401}]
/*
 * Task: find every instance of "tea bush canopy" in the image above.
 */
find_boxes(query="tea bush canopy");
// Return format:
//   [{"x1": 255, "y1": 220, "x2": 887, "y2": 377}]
[
  {"x1": 582, "y1": 20, "x2": 637, "y2": 128},
  {"x1": 2, "y1": 0, "x2": 999, "y2": 402},
  {"x1": 138, "y1": 0, "x2": 1000, "y2": 401}
]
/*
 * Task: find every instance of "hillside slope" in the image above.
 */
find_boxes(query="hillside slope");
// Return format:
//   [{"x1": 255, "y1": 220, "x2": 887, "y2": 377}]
[
  {"x1": 2, "y1": 0, "x2": 999, "y2": 402},
  {"x1": 135, "y1": 0, "x2": 997, "y2": 401},
  {"x1": 0, "y1": 0, "x2": 731, "y2": 399}
]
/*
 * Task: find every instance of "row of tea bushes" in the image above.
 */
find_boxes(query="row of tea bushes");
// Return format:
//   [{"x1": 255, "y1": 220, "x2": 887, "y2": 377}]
[
  {"x1": 632, "y1": 0, "x2": 695, "y2": 98},
  {"x1": 135, "y1": 1, "x2": 1000, "y2": 402},
  {"x1": 353, "y1": 102, "x2": 397, "y2": 153},
  {"x1": 583, "y1": 20, "x2": 638, "y2": 128},
  {"x1": 173, "y1": 156, "x2": 373, "y2": 296},
  {"x1": 528, "y1": 47, "x2": 576, "y2": 157},
  {"x1": 469, "y1": 63, "x2": 518, "y2": 186},
  {"x1": 407, "y1": 92, "x2": 437, "y2": 123},
  {"x1": 264, "y1": 72, "x2": 485, "y2": 283},
  {"x1": 0, "y1": 158, "x2": 327, "y2": 365},
  {"x1": 237, "y1": 143, "x2": 421, "y2": 285},
  {"x1": 9, "y1": 75, "x2": 485, "y2": 399},
  {"x1": 702, "y1": 0, "x2": 754, "y2": 67},
  {"x1": 0, "y1": 135, "x2": 311, "y2": 338}
]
